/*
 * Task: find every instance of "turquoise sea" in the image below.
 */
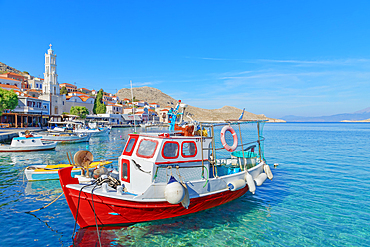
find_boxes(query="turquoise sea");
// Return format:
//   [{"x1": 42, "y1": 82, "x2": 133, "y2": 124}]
[{"x1": 0, "y1": 123, "x2": 369, "y2": 246}]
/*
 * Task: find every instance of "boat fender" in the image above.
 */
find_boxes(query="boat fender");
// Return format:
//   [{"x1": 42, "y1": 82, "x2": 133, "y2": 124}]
[
  {"x1": 220, "y1": 126, "x2": 238, "y2": 152},
  {"x1": 164, "y1": 176, "x2": 185, "y2": 204},
  {"x1": 181, "y1": 184, "x2": 190, "y2": 209},
  {"x1": 245, "y1": 172, "x2": 256, "y2": 194},
  {"x1": 254, "y1": 173, "x2": 267, "y2": 186},
  {"x1": 227, "y1": 179, "x2": 246, "y2": 191},
  {"x1": 263, "y1": 164, "x2": 273, "y2": 180}
]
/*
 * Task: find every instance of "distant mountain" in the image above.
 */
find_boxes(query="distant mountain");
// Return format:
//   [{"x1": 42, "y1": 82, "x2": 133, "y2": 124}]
[
  {"x1": 116, "y1": 86, "x2": 285, "y2": 122},
  {"x1": 0, "y1": 62, "x2": 23, "y2": 74},
  {"x1": 282, "y1": 107, "x2": 370, "y2": 122}
]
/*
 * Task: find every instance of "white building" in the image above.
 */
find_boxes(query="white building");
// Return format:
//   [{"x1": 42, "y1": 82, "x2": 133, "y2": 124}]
[
  {"x1": 28, "y1": 77, "x2": 43, "y2": 90},
  {"x1": 39, "y1": 44, "x2": 66, "y2": 116},
  {"x1": 0, "y1": 78, "x2": 21, "y2": 89}
]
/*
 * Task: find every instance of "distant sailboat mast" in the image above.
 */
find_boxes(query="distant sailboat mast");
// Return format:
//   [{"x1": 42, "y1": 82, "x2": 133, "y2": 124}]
[{"x1": 130, "y1": 80, "x2": 137, "y2": 133}]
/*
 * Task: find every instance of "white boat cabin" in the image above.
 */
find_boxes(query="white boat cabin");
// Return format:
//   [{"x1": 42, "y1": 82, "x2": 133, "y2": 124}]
[{"x1": 119, "y1": 133, "x2": 213, "y2": 194}]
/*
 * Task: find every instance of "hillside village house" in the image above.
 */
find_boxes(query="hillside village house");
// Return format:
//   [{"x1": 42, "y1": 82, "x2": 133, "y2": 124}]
[
  {"x1": 28, "y1": 77, "x2": 43, "y2": 90},
  {"x1": 59, "y1": 83, "x2": 77, "y2": 93},
  {"x1": 0, "y1": 72, "x2": 28, "y2": 89},
  {"x1": 78, "y1": 88, "x2": 92, "y2": 94},
  {"x1": 0, "y1": 78, "x2": 22, "y2": 89},
  {"x1": 105, "y1": 102, "x2": 123, "y2": 114}
]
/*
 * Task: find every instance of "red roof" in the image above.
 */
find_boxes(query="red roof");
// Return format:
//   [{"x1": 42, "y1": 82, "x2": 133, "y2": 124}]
[
  {"x1": 0, "y1": 77, "x2": 20, "y2": 82},
  {"x1": 0, "y1": 83, "x2": 20, "y2": 89},
  {"x1": 60, "y1": 83, "x2": 76, "y2": 87}
]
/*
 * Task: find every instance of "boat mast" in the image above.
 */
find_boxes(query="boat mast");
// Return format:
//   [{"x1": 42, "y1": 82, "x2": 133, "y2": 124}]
[{"x1": 130, "y1": 80, "x2": 137, "y2": 133}]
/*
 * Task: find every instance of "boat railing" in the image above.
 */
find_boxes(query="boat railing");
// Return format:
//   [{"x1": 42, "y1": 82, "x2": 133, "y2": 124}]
[{"x1": 199, "y1": 121, "x2": 265, "y2": 173}]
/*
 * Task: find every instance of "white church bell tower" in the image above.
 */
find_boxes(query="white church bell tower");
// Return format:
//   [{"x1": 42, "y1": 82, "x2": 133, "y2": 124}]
[
  {"x1": 39, "y1": 44, "x2": 65, "y2": 116},
  {"x1": 43, "y1": 44, "x2": 60, "y2": 95}
]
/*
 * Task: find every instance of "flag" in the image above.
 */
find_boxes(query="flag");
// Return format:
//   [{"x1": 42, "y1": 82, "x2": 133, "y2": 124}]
[{"x1": 238, "y1": 108, "x2": 245, "y2": 120}]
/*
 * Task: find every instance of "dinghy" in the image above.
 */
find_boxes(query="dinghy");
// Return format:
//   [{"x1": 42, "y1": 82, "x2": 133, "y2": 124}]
[{"x1": 25, "y1": 160, "x2": 113, "y2": 181}]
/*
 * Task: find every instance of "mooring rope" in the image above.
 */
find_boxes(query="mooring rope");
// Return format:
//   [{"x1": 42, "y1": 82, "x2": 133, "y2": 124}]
[
  {"x1": 91, "y1": 184, "x2": 102, "y2": 247},
  {"x1": 25, "y1": 192, "x2": 64, "y2": 213}
]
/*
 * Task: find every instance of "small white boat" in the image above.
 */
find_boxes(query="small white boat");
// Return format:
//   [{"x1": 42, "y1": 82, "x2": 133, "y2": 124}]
[
  {"x1": 40, "y1": 132, "x2": 91, "y2": 143},
  {"x1": 20, "y1": 131, "x2": 91, "y2": 144},
  {"x1": 74, "y1": 126, "x2": 110, "y2": 137},
  {"x1": 0, "y1": 136, "x2": 57, "y2": 152}
]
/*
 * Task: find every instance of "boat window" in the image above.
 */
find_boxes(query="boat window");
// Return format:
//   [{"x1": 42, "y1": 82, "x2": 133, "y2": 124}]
[
  {"x1": 181, "y1": 141, "x2": 197, "y2": 157},
  {"x1": 136, "y1": 139, "x2": 158, "y2": 158},
  {"x1": 162, "y1": 141, "x2": 179, "y2": 159},
  {"x1": 121, "y1": 159, "x2": 130, "y2": 182},
  {"x1": 122, "y1": 135, "x2": 139, "y2": 156}
]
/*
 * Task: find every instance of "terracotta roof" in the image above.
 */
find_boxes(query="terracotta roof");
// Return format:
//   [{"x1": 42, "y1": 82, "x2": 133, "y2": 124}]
[
  {"x1": 60, "y1": 83, "x2": 76, "y2": 87},
  {"x1": 79, "y1": 96, "x2": 93, "y2": 102},
  {"x1": 0, "y1": 83, "x2": 20, "y2": 89},
  {"x1": 1, "y1": 72, "x2": 22, "y2": 76},
  {"x1": 0, "y1": 77, "x2": 20, "y2": 82}
]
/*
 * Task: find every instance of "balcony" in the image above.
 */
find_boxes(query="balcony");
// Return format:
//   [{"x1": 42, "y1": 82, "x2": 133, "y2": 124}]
[{"x1": 13, "y1": 105, "x2": 49, "y2": 115}]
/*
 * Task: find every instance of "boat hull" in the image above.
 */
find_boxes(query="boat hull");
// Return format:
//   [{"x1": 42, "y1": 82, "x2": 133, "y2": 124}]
[
  {"x1": 40, "y1": 135, "x2": 90, "y2": 143},
  {"x1": 0, "y1": 143, "x2": 57, "y2": 152},
  {"x1": 59, "y1": 167, "x2": 249, "y2": 228}
]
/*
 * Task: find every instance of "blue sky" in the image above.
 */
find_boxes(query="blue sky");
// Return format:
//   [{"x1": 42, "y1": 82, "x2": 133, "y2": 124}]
[{"x1": 1, "y1": 0, "x2": 370, "y2": 118}]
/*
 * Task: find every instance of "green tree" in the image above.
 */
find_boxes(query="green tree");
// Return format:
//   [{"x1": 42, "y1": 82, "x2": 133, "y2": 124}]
[
  {"x1": 60, "y1": 86, "x2": 68, "y2": 95},
  {"x1": 93, "y1": 89, "x2": 106, "y2": 114},
  {"x1": 0, "y1": 89, "x2": 18, "y2": 115},
  {"x1": 70, "y1": 106, "x2": 89, "y2": 119}
]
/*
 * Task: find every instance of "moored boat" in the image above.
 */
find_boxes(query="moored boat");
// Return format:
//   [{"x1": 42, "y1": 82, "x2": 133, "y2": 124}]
[
  {"x1": 0, "y1": 136, "x2": 57, "y2": 152},
  {"x1": 40, "y1": 132, "x2": 91, "y2": 143},
  {"x1": 25, "y1": 160, "x2": 113, "y2": 181},
  {"x1": 20, "y1": 131, "x2": 91, "y2": 144},
  {"x1": 59, "y1": 102, "x2": 273, "y2": 228}
]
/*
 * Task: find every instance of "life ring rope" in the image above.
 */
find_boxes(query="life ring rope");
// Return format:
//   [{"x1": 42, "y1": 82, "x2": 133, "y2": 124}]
[{"x1": 220, "y1": 126, "x2": 238, "y2": 152}]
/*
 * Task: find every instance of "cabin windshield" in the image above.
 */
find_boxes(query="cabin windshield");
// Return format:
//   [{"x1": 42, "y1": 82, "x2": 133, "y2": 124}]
[
  {"x1": 181, "y1": 141, "x2": 197, "y2": 157},
  {"x1": 125, "y1": 139, "x2": 136, "y2": 153},
  {"x1": 162, "y1": 142, "x2": 179, "y2": 159},
  {"x1": 136, "y1": 139, "x2": 158, "y2": 158}
]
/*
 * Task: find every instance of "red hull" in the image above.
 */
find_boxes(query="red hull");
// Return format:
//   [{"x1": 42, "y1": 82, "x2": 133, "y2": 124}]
[{"x1": 59, "y1": 167, "x2": 249, "y2": 228}]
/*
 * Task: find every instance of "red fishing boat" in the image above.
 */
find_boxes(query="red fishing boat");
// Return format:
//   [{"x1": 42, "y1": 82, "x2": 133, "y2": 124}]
[{"x1": 59, "y1": 103, "x2": 273, "y2": 228}]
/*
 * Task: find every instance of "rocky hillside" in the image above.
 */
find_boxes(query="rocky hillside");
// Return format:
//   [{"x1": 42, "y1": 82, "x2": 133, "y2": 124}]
[
  {"x1": 0, "y1": 62, "x2": 23, "y2": 74},
  {"x1": 116, "y1": 86, "x2": 284, "y2": 122}
]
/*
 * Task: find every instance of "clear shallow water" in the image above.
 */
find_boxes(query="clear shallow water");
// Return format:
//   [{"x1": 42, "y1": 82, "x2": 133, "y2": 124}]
[{"x1": 0, "y1": 123, "x2": 369, "y2": 246}]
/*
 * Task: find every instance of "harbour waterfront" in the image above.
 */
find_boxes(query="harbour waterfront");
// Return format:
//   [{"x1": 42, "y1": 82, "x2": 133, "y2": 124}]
[{"x1": 0, "y1": 123, "x2": 369, "y2": 246}]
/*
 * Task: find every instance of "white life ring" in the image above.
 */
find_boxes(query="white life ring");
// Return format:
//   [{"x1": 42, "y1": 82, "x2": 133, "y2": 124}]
[{"x1": 220, "y1": 126, "x2": 238, "y2": 152}]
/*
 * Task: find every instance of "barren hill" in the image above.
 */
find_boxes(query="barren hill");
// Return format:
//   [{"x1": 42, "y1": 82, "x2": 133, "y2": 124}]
[
  {"x1": 0, "y1": 62, "x2": 23, "y2": 74},
  {"x1": 116, "y1": 86, "x2": 284, "y2": 122}
]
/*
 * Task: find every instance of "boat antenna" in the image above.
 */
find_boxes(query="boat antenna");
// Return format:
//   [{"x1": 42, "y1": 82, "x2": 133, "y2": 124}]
[{"x1": 130, "y1": 80, "x2": 137, "y2": 133}]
